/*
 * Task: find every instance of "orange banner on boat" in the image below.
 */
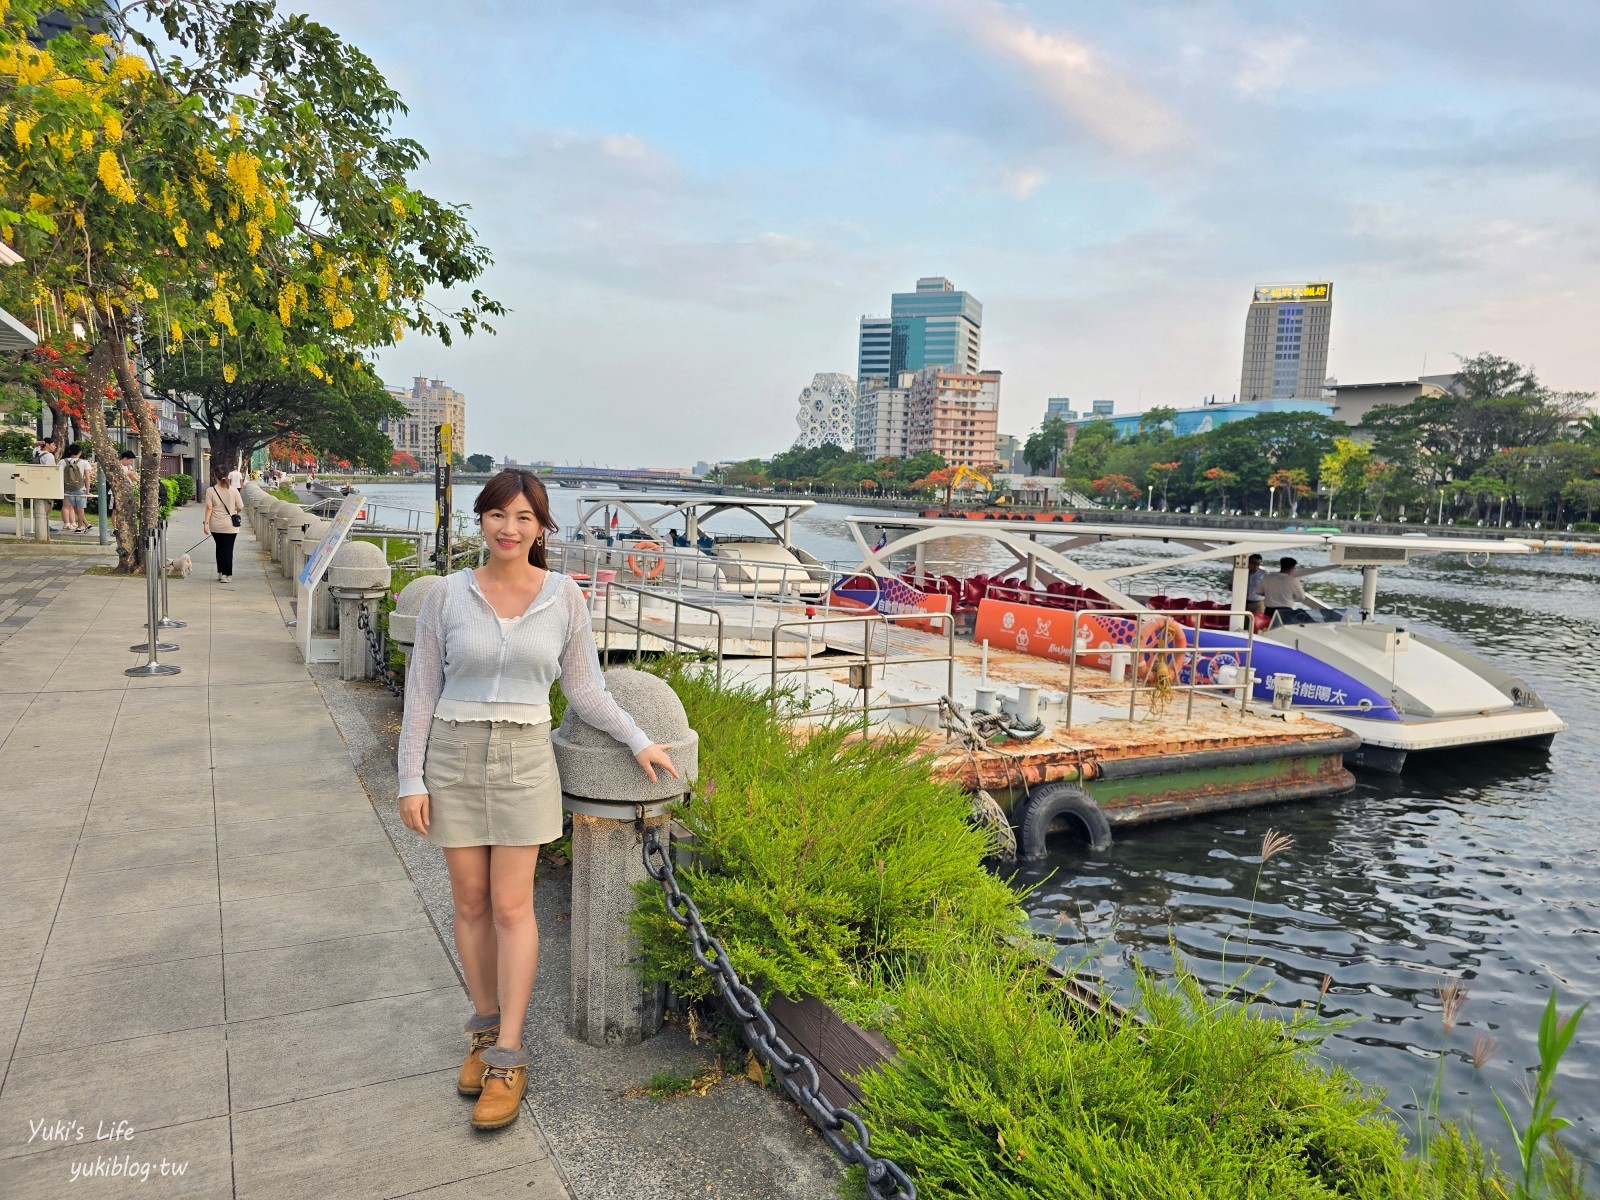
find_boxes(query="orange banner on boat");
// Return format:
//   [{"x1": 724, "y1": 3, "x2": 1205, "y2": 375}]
[{"x1": 975, "y1": 599, "x2": 1185, "y2": 673}]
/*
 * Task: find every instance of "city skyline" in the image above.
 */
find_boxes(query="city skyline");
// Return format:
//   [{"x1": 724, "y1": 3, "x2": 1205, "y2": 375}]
[{"x1": 307, "y1": 0, "x2": 1600, "y2": 465}]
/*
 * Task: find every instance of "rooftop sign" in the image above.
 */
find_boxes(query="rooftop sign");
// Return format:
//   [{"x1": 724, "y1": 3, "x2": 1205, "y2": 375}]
[{"x1": 1253, "y1": 282, "x2": 1331, "y2": 303}]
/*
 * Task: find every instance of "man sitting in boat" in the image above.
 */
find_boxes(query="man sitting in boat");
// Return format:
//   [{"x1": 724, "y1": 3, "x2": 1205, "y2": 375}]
[{"x1": 1262, "y1": 557, "x2": 1317, "y2": 625}]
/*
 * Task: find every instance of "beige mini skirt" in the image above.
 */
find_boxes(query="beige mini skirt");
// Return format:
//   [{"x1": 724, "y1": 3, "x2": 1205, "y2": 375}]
[{"x1": 421, "y1": 718, "x2": 563, "y2": 847}]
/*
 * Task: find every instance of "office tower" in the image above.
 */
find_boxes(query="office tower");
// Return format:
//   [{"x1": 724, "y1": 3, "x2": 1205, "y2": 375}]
[
  {"x1": 1240, "y1": 282, "x2": 1333, "y2": 402},
  {"x1": 906, "y1": 367, "x2": 1001, "y2": 470},
  {"x1": 1090, "y1": 399, "x2": 1114, "y2": 417},
  {"x1": 891, "y1": 276, "x2": 982, "y2": 378},
  {"x1": 794, "y1": 373, "x2": 857, "y2": 449},
  {"x1": 856, "y1": 316, "x2": 892, "y2": 393},
  {"x1": 1044, "y1": 397, "x2": 1076, "y2": 422}
]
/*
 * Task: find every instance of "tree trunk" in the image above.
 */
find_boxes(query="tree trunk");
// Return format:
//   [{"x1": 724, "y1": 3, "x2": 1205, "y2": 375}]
[
  {"x1": 82, "y1": 339, "x2": 142, "y2": 573},
  {"x1": 104, "y1": 321, "x2": 163, "y2": 560}
]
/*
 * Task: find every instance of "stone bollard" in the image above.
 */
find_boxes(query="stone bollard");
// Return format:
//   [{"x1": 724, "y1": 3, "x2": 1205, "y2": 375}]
[
  {"x1": 388, "y1": 574, "x2": 445, "y2": 672},
  {"x1": 328, "y1": 540, "x2": 392, "y2": 681},
  {"x1": 278, "y1": 505, "x2": 305, "y2": 579},
  {"x1": 292, "y1": 516, "x2": 328, "y2": 587},
  {"x1": 286, "y1": 514, "x2": 313, "y2": 578},
  {"x1": 270, "y1": 502, "x2": 293, "y2": 566},
  {"x1": 554, "y1": 668, "x2": 699, "y2": 1047}
]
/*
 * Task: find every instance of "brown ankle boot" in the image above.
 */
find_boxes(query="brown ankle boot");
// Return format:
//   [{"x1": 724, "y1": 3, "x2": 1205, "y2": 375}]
[
  {"x1": 457, "y1": 1012, "x2": 500, "y2": 1097},
  {"x1": 471, "y1": 1045, "x2": 529, "y2": 1130}
]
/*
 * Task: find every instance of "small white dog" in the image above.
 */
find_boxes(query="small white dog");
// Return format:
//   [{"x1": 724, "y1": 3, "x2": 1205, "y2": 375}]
[{"x1": 166, "y1": 554, "x2": 193, "y2": 579}]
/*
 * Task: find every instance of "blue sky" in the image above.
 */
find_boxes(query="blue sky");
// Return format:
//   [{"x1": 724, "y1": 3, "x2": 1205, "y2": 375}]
[{"x1": 309, "y1": 0, "x2": 1600, "y2": 466}]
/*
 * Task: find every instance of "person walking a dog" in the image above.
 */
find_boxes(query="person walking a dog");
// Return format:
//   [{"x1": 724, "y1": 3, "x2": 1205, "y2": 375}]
[
  {"x1": 201, "y1": 464, "x2": 243, "y2": 583},
  {"x1": 396, "y1": 468, "x2": 678, "y2": 1131}
]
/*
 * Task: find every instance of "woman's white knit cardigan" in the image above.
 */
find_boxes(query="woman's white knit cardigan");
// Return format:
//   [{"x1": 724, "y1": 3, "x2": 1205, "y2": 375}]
[{"x1": 397, "y1": 569, "x2": 650, "y2": 797}]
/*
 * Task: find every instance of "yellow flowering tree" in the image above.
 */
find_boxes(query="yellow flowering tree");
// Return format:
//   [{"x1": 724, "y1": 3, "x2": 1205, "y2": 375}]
[{"x1": 0, "y1": 0, "x2": 499, "y2": 570}]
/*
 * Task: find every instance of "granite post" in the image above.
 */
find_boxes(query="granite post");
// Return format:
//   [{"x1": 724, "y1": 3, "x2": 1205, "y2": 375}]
[{"x1": 553, "y1": 668, "x2": 698, "y2": 1047}]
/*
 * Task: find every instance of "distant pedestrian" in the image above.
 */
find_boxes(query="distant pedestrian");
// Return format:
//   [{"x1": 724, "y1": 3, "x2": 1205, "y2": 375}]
[
  {"x1": 227, "y1": 462, "x2": 244, "y2": 490},
  {"x1": 396, "y1": 469, "x2": 677, "y2": 1132},
  {"x1": 60, "y1": 443, "x2": 91, "y2": 533},
  {"x1": 35, "y1": 438, "x2": 56, "y2": 466},
  {"x1": 203, "y1": 464, "x2": 243, "y2": 583}
]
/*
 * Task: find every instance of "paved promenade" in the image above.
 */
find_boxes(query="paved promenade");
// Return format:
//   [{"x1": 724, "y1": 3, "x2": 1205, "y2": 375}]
[{"x1": 0, "y1": 503, "x2": 568, "y2": 1198}]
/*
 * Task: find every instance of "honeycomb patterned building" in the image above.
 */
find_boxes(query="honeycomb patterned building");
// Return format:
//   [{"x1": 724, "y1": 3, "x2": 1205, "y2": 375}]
[{"x1": 793, "y1": 373, "x2": 857, "y2": 450}]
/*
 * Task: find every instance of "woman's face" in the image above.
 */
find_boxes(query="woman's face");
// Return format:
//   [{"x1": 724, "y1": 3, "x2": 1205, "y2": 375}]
[{"x1": 480, "y1": 490, "x2": 543, "y2": 564}]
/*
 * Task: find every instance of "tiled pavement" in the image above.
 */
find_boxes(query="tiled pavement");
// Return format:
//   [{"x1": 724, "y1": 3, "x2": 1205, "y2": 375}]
[
  {"x1": 0, "y1": 505, "x2": 569, "y2": 1199},
  {"x1": 0, "y1": 558, "x2": 87, "y2": 645}
]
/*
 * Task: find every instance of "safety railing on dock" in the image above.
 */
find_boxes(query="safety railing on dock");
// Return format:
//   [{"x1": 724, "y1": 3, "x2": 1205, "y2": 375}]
[
  {"x1": 599, "y1": 579, "x2": 726, "y2": 685},
  {"x1": 1055, "y1": 607, "x2": 1261, "y2": 728},
  {"x1": 767, "y1": 608, "x2": 958, "y2": 728}
]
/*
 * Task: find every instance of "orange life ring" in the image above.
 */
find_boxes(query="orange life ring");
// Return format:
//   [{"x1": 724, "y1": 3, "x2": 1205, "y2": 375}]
[
  {"x1": 625, "y1": 541, "x2": 665, "y2": 579},
  {"x1": 1137, "y1": 616, "x2": 1188, "y2": 682}
]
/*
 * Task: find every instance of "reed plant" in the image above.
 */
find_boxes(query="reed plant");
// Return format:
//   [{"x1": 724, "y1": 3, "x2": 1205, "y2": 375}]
[{"x1": 629, "y1": 659, "x2": 1587, "y2": 1199}]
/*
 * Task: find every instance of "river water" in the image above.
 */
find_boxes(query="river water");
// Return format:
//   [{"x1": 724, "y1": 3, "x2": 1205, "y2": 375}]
[{"x1": 367, "y1": 482, "x2": 1599, "y2": 1161}]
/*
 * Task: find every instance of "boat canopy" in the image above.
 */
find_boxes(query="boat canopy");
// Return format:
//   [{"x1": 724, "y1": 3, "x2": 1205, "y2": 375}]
[
  {"x1": 571, "y1": 493, "x2": 816, "y2": 546},
  {"x1": 845, "y1": 515, "x2": 1534, "y2": 617}
]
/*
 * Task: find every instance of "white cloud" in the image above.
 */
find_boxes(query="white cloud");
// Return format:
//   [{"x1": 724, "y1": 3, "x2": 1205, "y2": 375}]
[
  {"x1": 941, "y1": 0, "x2": 1182, "y2": 156},
  {"x1": 1233, "y1": 34, "x2": 1312, "y2": 97},
  {"x1": 1003, "y1": 167, "x2": 1048, "y2": 198}
]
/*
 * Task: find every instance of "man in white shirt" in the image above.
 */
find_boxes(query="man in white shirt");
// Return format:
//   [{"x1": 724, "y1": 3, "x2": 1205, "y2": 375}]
[
  {"x1": 227, "y1": 464, "x2": 244, "y2": 490},
  {"x1": 1244, "y1": 554, "x2": 1266, "y2": 615},
  {"x1": 1261, "y1": 557, "x2": 1314, "y2": 625}
]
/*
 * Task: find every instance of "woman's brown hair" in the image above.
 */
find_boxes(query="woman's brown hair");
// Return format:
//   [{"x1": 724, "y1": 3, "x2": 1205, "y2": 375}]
[{"x1": 473, "y1": 469, "x2": 559, "y2": 568}]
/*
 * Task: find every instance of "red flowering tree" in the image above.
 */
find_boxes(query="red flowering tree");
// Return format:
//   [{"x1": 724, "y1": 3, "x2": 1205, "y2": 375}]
[
  {"x1": 1092, "y1": 473, "x2": 1140, "y2": 504},
  {"x1": 391, "y1": 450, "x2": 419, "y2": 473}
]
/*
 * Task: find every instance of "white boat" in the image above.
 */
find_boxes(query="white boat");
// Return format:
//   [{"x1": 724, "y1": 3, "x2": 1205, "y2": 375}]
[
  {"x1": 843, "y1": 516, "x2": 1565, "y2": 773},
  {"x1": 556, "y1": 493, "x2": 833, "y2": 596}
]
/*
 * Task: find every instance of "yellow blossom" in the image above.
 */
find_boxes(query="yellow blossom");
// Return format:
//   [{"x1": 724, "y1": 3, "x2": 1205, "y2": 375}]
[
  {"x1": 171, "y1": 219, "x2": 188, "y2": 248},
  {"x1": 196, "y1": 147, "x2": 217, "y2": 175},
  {"x1": 374, "y1": 261, "x2": 390, "y2": 301},
  {"x1": 96, "y1": 151, "x2": 137, "y2": 203},
  {"x1": 103, "y1": 112, "x2": 122, "y2": 143},
  {"x1": 306, "y1": 362, "x2": 325, "y2": 381},
  {"x1": 204, "y1": 230, "x2": 222, "y2": 249},
  {"x1": 208, "y1": 334, "x2": 219, "y2": 347},
  {"x1": 245, "y1": 220, "x2": 261, "y2": 255},
  {"x1": 226, "y1": 112, "x2": 240, "y2": 134},
  {"x1": 389, "y1": 196, "x2": 405, "y2": 217},
  {"x1": 109, "y1": 54, "x2": 149, "y2": 84},
  {"x1": 331, "y1": 305, "x2": 354, "y2": 330},
  {"x1": 13, "y1": 118, "x2": 32, "y2": 147},
  {"x1": 223, "y1": 364, "x2": 237, "y2": 384},
  {"x1": 27, "y1": 192, "x2": 50, "y2": 212},
  {"x1": 169, "y1": 320, "x2": 183, "y2": 345},
  {"x1": 226, "y1": 200, "x2": 240, "y2": 221},
  {"x1": 79, "y1": 129, "x2": 94, "y2": 150}
]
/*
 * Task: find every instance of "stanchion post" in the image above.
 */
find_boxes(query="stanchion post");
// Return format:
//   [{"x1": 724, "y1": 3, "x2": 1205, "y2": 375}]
[
  {"x1": 157, "y1": 519, "x2": 185, "y2": 629},
  {"x1": 127, "y1": 533, "x2": 181, "y2": 677},
  {"x1": 96, "y1": 464, "x2": 108, "y2": 545}
]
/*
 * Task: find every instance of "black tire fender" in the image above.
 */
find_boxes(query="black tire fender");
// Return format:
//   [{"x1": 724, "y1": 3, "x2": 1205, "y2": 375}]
[{"x1": 1017, "y1": 783, "x2": 1112, "y2": 858}]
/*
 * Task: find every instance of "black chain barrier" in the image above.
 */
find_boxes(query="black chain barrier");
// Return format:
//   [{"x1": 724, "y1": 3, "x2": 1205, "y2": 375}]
[
  {"x1": 641, "y1": 827, "x2": 915, "y2": 1200},
  {"x1": 356, "y1": 601, "x2": 404, "y2": 697}
]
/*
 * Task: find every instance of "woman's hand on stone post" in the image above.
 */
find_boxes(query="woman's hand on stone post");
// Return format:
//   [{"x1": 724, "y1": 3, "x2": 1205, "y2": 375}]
[
  {"x1": 399, "y1": 792, "x2": 430, "y2": 834},
  {"x1": 635, "y1": 744, "x2": 680, "y2": 784}
]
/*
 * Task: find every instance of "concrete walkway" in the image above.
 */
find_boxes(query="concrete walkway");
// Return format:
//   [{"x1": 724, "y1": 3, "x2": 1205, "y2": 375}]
[{"x1": 0, "y1": 502, "x2": 568, "y2": 1198}]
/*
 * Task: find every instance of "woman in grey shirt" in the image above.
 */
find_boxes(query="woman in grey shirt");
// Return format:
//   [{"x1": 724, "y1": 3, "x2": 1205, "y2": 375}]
[{"x1": 397, "y1": 470, "x2": 676, "y2": 1130}]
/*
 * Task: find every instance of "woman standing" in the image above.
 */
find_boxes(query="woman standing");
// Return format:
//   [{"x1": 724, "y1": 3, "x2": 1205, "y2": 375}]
[
  {"x1": 397, "y1": 470, "x2": 677, "y2": 1131},
  {"x1": 202, "y1": 464, "x2": 242, "y2": 582}
]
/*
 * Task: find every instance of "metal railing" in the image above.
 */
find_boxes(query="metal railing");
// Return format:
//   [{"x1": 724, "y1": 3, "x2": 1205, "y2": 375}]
[
  {"x1": 767, "y1": 608, "x2": 957, "y2": 728},
  {"x1": 1053, "y1": 607, "x2": 1260, "y2": 728},
  {"x1": 599, "y1": 579, "x2": 726, "y2": 685}
]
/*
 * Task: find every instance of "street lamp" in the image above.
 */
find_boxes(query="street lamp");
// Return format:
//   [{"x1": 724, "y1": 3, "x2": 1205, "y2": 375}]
[{"x1": 1147, "y1": 484, "x2": 1153, "y2": 511}]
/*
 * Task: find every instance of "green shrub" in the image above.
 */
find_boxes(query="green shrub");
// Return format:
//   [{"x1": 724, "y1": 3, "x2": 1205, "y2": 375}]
[
  {"x1": 1570, "y1": 521, "x2": 1598, "y2": 534},
  {"x1": 170, "y1": 473, "x2": 195, "y2": 505},
  {"x1": 0, "y1": 425, "x2": 33, "y2": 461},
  {"x1": 158, "y1": 476, "x2": 178, "y2": 522},
  {"x1": 631, "y1": 663, "x2": 1525, "y2": 1200}
]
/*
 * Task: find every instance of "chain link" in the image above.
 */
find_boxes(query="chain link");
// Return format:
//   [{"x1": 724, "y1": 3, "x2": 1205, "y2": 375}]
[
  {"x1": 356, "y1": 600, "x2": 404, "y2": 697},
  {"x1": 642, "y1": 827, "x2": 915, "y2": 1200}
]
